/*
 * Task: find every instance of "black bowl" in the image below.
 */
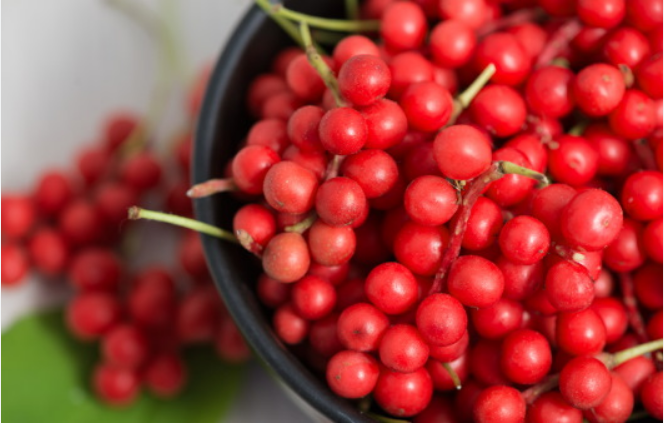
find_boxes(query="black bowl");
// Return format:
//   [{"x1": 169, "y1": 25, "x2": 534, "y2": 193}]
[{"x1": 193, "y1": 2, "x2": 374, "y2": 422}]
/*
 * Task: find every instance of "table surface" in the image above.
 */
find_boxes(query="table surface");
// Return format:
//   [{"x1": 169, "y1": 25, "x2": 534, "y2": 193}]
[{"x1": 2, "y1": 1, "x2": 311, "y2": 421}]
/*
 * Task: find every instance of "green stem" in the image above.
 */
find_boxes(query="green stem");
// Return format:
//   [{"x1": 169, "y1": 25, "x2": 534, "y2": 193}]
[
  {"x1": 300, "y1": 22, "x2": 345, "y2": 107},
  {"x1": 272, "y1": 3, "x2": 380, "y2": 32},
  {"x1": 442, "y1": 363, "x2": 463, "y2": 390},
  {"x1": 521, "y1": 374, "x2": 560, "y2": 404},
  {"x1": 498, "y1": 160, "x2": 550, "y2": 188},
  {"x1": 345, "y1": 0, "x2": 360, "y2": 20},
  {"x1": 255, "y1": 0, "x2": 304, "y2": 47},
  {"x1": 612, "y1": 339, "x2": 663, "y2": 367},
  {"x1": 456, "y1": 63, "x2": 496, "y2": 109},
  {"x1": 187, "y1": 178, "x2": 237, "y2": 198},
  {"x1": 568, "y1": 121, "x2": 588, "y2": 136},
  {"x1": 285, "y1": 212, "x2": 318, "y2": 234},
  {"x1": 128, "y1": 206, "x2": 237, "y2": 243}
]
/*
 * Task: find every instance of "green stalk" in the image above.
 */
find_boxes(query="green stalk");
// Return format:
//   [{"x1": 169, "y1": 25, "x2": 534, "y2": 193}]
[
  {"x1": 255, "y1": 0, "x2": 305, "y2": 47},
  {"x1": 272, "y1": 3, "x2": 379, "y2": 32},
  {"x1": 300, "y1": 22, "x2": 345, "y2": 107},
  {"x1": 612, "y1": 339, "x2": 663, "y2": 367},
  {"x1": 128, "y1": 207, "x2": 237, "y2": 243}
]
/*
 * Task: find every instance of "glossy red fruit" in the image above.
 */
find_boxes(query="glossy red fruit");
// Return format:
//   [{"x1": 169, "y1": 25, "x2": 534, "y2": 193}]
[
  {"x1": 373, "y1": 366, "x2": 433, "y2": 418},
  {"x1": 560, "y1": 189, "x2": 623, "y2": 251},
  {"x1": 67, "y1": 292, "x2": 122, "y2": 340},
  {"x1": 473, "y1": 385, "x2": 526, "y2": 423},
  {"x1": 1, "y1": 195, "x2": 36, "y2": 239},
  {"x1": 499, "y1": 216, "x2": 550, "y2": 265},
  {"x1": 429, "y1": 20, "x2": 476, "y2": 68},
  {"x1": 527, "y1": 391, "x2": 583, "y2": 423},
  {"x1": 380, "y1": 2, "x2": 427, "y2": 52},
  {"x1": 143, "y1": 353, "x2": 187, "y2": 398},
  {"x1": 434, "y1": 125, "x2": 492, "y2": 180},
  {"x1": 365, "y1": 262, "x2": 418, "y2": 315},
  {"x1": 641, "y1": 372, "x2": 663, "y2": 419},
  {"x1": 559, "y1": 356, "x2": 612, "y2": 409},
  {"x1": 262, "y1": 232, "x2": 310, "y2": 283},
  {"x1": 416, "y1": 293, "x2": 467, "y2": 346},
  {"x1": 525, "y1": 66, "x2": 575, "y2": 118},
  {"x1": 338, "y1": 55, "x2": 390, "y2": 106},
  {"x1": 470, "y1": 85, "x2": 527, "y2": 138},
  {"x1": 93, "y1": 363, "x2": 140, "y2": 406},
  {"x1": 263, "y1": 161, "x2": 318, "y2": 215},
  {"x1": 572, "y1": 64, "x2": 625, "y2": 117},
  {"x1": 102, "y1": 324, "x2": 149, "y2": 369},
  {"x1": 399, "y1": 81, "x2": 453, "y2": 132},
  {"x1": 500, "y1": 329, "x2": 552, "y2": 385},
  {"x1": 326, "y1": 350, "x2": 380, "y2": 398},
  {"x1": 379, "y1": 324, "x2": 429, "y2": 373},
  {"x1": 319, "y1": 107, "x2": 368, "y2": 155},
  {"x1": 447, "y1": 255, "x2": 504, "y2": 308},
  {"x1": 608, "y1": 89, "x2": 657, "y2": 140}
]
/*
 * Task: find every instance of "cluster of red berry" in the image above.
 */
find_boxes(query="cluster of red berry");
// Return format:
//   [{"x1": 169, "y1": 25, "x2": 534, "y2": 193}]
[
  {"x1": 1, "y1": 67, "x2": 250, "y2": 406},
  {"x1": 180, "y1": 0, "x2": 663, "y2": 421}
]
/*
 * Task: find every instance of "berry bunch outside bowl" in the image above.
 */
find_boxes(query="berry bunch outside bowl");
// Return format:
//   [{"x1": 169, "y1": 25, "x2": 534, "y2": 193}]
[{"x1": 193, "y1": 1, "x2": 371, "y2": 422}]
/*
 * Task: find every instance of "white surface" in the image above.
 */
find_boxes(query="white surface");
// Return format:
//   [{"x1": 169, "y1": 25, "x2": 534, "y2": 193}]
[{"x1": 2, "y1": 1, "x2": 311, "y2": 421}]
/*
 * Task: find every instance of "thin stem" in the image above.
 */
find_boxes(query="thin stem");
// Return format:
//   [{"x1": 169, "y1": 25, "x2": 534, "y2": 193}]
[
  {"x1": 345, "y1": 0, "x2": 360, "y2": 20},
  {"x1": 535, "y1": 19, "x2": 582, "y2": 68},
  {"x1": 522, "y1": 374, "x2": 560, "y2": 404},
  {"x1": 187, "y1": 178, "x2": 237, "y2": 198},
  {"x1": 476, "y1": 8, "x2": 545, "y2": 38},
  {"x1": 456, "y1": 64, "x2": 496, "y2": 109},
  {"x1": 325, "y1": 154, "x2": 345, "y2": 180},
  {"x1": 619, "y1": 272, "x2": 649, "y2": 343},
  {"x1": 442, "y1": 363, "x2": 463, "y2": 390},
  {"x1": 619, "y1": 64, "x2": 635, "y2": 88},
  {"x1": 128, "y1": 206, "x2": 237, "y2": 243},
  {"x1": 612, "y1": 339, "x2": 663, "y2": 367},
  {"x1": 300, "y1": 22, "x2": 345, "y2": 107},
  {"x1": 568, "y1": 121, "x2": 589, "y2": 136},
  {"x1": 272, "y1": 3, "x2": 380, "y2": 32},
  {"x1": 236, "y1": 229, "x2": 264, "y2": 257},
  {"x1": 429, "y1": 162, "x2": 548, "y2": 295},
  {"x1": 285, "y1": 212, "x2": 318, "y2": 234},
  {"x1": 255, "y1": 0, "x2": 304, "y2": 48},
  {"x1": 311, "y1": 29, "x2": 347, "y2": 45}
]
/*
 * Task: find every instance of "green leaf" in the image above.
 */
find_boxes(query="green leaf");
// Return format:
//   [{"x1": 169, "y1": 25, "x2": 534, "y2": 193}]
[{"x1": 2, "y1": 310, "x2": 246, "y2": 423}]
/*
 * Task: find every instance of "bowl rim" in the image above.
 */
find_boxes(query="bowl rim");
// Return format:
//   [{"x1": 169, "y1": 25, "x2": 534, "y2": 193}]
[{"x1": 193, "y1": 4, "x2": 375, "y2": 423}]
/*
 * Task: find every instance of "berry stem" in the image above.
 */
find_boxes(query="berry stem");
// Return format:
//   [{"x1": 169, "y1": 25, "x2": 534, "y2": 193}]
[
  {"x1": 619, "y1": 64, "x2": 635, "y2": 88},
  {"x1": 455, "y1": 63, "x2": 497, "y2": 110},
  {"x1": 535, "y1": 19, "x2": 582, "y2": 68},
  {"x1": 285, "y1": 212, "x2": 318, "y2": 234},
  {"x1": 429, "y1": 161, "x2": 548, "y2": 295},
  {"x1": 271, "y1": 3, "x2": 380, "y2": 32},
  {"x1": 345, "y1": 0, "x2": 360, "y2": 20},
  {"x1": 128, "y1": 206, "x2": 238, "y2": 243},
  {"x1": 610, "y1": 339, "x2": 664, "y2": 367},
  {"x1": 186, "y1": 178, "x2": 237, "y2": 198},
  {"x1": 521, "y1": 374, "x2": 560, "y2": 404},
  {"x1": 255, "y1": 0, "x2": 305, "y2": 48},
  {"x1": 568, "y1": 121, "x2": 588, "y2": 136},
  {"x1": 618, "y1": 272, "x2": 649, "y2": 343},
  {"x1": 476, "y1": 8, "x2": 545, "y2": 38},
  {"x1": 236, "y1": 229, "x2": 264, "y2": 257},
  {"x1": 300, "y1": 22, "x2": 345, "y2": 107},
  {"x1": 442, "y1": 362, "x2": 463, "y2": 390}
]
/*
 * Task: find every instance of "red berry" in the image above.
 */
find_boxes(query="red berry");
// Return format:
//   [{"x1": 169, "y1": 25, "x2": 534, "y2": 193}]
[
  {"x1": 473, "y1": 385, "x2": 526, "y2": 423},
  {"x1": 262, "y1": 232, "x2": 311, "y2": 283},
  {"x1": 434, "y1": 125, "x2": 492, "y2": 180},
  {"x1": 373, "y1": 366, "x2": 433, "y2": 418},
  {"x1": 416, "y1": 293, "x2": 467, "y2": 346},
  {"x1": 560, "y1": 189, "x2": 623, "y2": 251},
  {"x1": 338, "y1": 55, "x2": 390, "y2": 106},
  {"x1": 404, "y1": 175, "x2": 458, "y2": 227},
  {"x1": 143, "y1": 353, "x2": 187, "y2": 398},
  {"x1": 326, "y1": 350, "x2": 379, "y2": 398},
  {"x1": 447, "y1": 255, "x2": 504, "y2": 308},
  {"x1": 500, "y1": 329, "x2": 552, "y2": 385},
  {"x1": 470, "y1": 85, "x2": 527, "y2": 138},
  {"x1": 1, "y1": 244, "x2": 29, "y2": 286},
  {"x1": 66, "y1": 292, "x2": 122, "y2": 340},
  {"x1": 365, "y1": 262, "x2": 419, "y2": 315},
  {"x1": 572, "y1": 63, "x2": 625, "y2": 117},
  {"x1": 1, "y1": 195, "x2": 36, "y2": 239},
  {"x1": 559, "y1": 356, "x2": 612, "y2": 409},
  {"x1": 319, "y1": 107, "x2": 368, "y2": 155},
  {"x1": 93, "y1": 363, "x2": 140, "y2": 406},
  {"x1": 68, "y1": 248, "x2": 122, "y2": 292},
  {"x1": 102, "y1": 324, "x2": 149, "y2": 369},
  {"x1": 380, "y1": 2, "x2": 427, "y2": 52}
]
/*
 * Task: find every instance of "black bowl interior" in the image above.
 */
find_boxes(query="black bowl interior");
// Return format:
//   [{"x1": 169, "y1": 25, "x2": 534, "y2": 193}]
[{"x1": 193, "y1": 2, "x2": 375, "y2": 422}]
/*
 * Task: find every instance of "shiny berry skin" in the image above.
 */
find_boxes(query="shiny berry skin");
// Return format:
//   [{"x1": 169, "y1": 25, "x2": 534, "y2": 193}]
[
  {"x1": 528, "y1": 391, "x2": 583, "y2": 423},
  {"x1": 429, "y1": 20, "x2": 476, "y2": 69},
  {"x1": 434, "y1": 125, "x2": 492, "y2": 180},
  {"x1": 583, "y1": 123, "x2": 633, "y2": 176},
  {"x1": 66, "y1": 292, "x2": 122, "y2": 340},
  {"x1": 232, "y1": 204, "x2": 276, "y2": 248},
  {"x1": 585, "y1": 372, "x2": 634, "y2": 423},
  {"x1": 332, "y1": 35, "x2": 380, "y2": 67},
  {"x1": 68, "y1": 248, "x2": 122, "y2": 292},
  {"x1": 341, "y1": 149, "x2": 399, "y2": 199},
  {"x1": 128, "y1": 268, "x2": 176, "y2": 329},
  {"x1": 416, "y1": 293, "x2": 467, "y2": 346},
  {"x1": 326, "y1": 350, "x2": 380, "y2": 398},
  {"x1": 120, "y1": 151, "x2": 162, "y2": 192},
  {"x1": 641, "y1": 372, "x2": 663, "y2": 419},
  {"x1": 393, "y1": 222, "x2": 449, "y2": 276},
  {"x1": 577, "y1": 0, "x2": 625, "y2": 28},
  {"x1": 473, "y1": 33, "x2": 530, "y2": 86},
  {"x1": 589, "y1": 297, "x2": 628, "y2": 344},
  {"x1": 621, "y1": 170, "x2": 663, "y2": 221},
  {"x1": 365, "y1": 262, "x2": 418, "y2": 315},
  {"x1": 247, "y1": 118, "x2": 289, "y2": 154},
  {"x1": 560, "y1": 189, "x2": 623, "y2": 251},
  {"x1": 504, "y1": 134, "x2": 548, "y2": 173},
  {"x1": 318, "y1": 107, "x2": 368, "y2": 155},
  {"x1": 404, "y1": 176, "x2": 458, "y2": 227},
  {"x1": 1, "y1": 244, "x2": 29, "y2": 286},
  {"x1": 486, "y1": 147, "x2": 536, "y2": 207},
  {"x1": 500, "y1": 329, "x2": 552, "y2": 385},
  {"x1": 427, "y1": 354, "x2": 469, "y2": 391},
  {"x1": 626, "y1": 0, "x2": 663, "y2": 31},
  {"x1": 463, "y1": 196, "x2": 504, "y2": 251},
  {"x1": 548, "y1": 135, "x2": 599, "y2": 187},
  {"x1": 572, "y1": 64, "x2": 625, "y2": 117},
  {"x1": 247, "y1": 74, "x2": 288, "y2": 117},
  {"x1": 286, "y1": 54, "x2": 326, "y2": 102},
  {"x1": 470, "y1": 298, "x2": 523, "y2": 340},
  {"x1": 143, "y1": 353, "x2": 187, "y2": 398},
  {"x1": 338, "y1": 54, "x2": 390, "y2": 106},
  {"x1": 471, "y1": 85, "x2": 527, "y2": 138},
  {"x1": 101, "y1": 324, "x2": 149, "y2": 369},
  {"x1": 337, "y1": 303, "x2": 390, "y2": 352},
  {"x1": 263, "y1": 161, "x2": 318, "y2": 215},
  {"x1": 380, "y1": 2, "x2": 427, "y2": 52},
  {"x1": 1, "y1": 195, "x2": 36, "y2": 239},
  {"x1": 287, "y1": 105, "x2": 324, "y2": 152},
  {"x1": 399, "y1": 82, "x2": 453, "y2": 132},
  {"x1": 308, "y1": 220, "x2": 356, "y2": 266},
  {"x1": 315, "y1": 177, "x2": 367, "y2": 227},
  {"x1": 499, "y1": 216, "x2": 550, "y2": 265},
  {"x1": 559, "y1": 356, "x2": 612, "y2": 409},
  {"x1": 603, "y1": 27, "x2": 651, "y2": 68},
  {"x1": 373, "y1": 366, "x2": 433, "y2": 418},
  {"x1": 557, "y1": 308, "x2": 607, "y2": 355},
  {"x1": 292, "y1": 275, "x2": 336, "y2": 320},
  {"x1": 273, "y1": 303, "x2": 309, "y2": 344},
  {"x1": 447, "y1": 255, "x2": 504, "y2": 308},
  {"x1": 231, "y1": 145, "x2": 280, "y2": 195},
  {"x1": 608, "y1": 89, "x2": 657, "y2": 139},
  {"x1": 387, "y1": 51, "x2": 434, "y2": 99},
  {"x1": 438, "y1": 0, "x2": 488, "y2": 30},
  {"x1": 633, "y1": 263, "x2": 663, "y2": 310},
  {"x1": 93, "y1": 363, "x2": 140, "y2": 406},
  {"x1": 525, "y1": 66, "x2": 575, "y2": 118},
  {"x1": 643, "y1": 217, "x2": 663, "y2": 262},
  {"x1": 473, "y1": 385, "x2": 526, "y2": 423},
  {"x1": 636, "y1": 54, "x2": 663, "y2": 98},
  {"x1": 359, "y1": 99, "x2": 408, "y2": 151},
  {"x1": 545, "y1": 260, "x2": 595, "y2": 312},
  {"x1": 428, "y1": 330, "x2": 469, "y2": 363},
  {"x1": 603, "y1": 218, "x2": 647, "y2": 272},
  {"x1": 262, "y1": 232, "x2": 310, "y2": 283},
  {"x1": 379, "y1": 324, "x2": 429, "y2": 373},
  {"x1": 498, "y1": 257, "x2": 544, "y2": 301}
]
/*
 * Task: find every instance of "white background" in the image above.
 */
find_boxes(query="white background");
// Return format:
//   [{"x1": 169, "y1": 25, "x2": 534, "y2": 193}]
[{"x1": 2, "y1": 1, "x2": 310, "y2": 421}]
